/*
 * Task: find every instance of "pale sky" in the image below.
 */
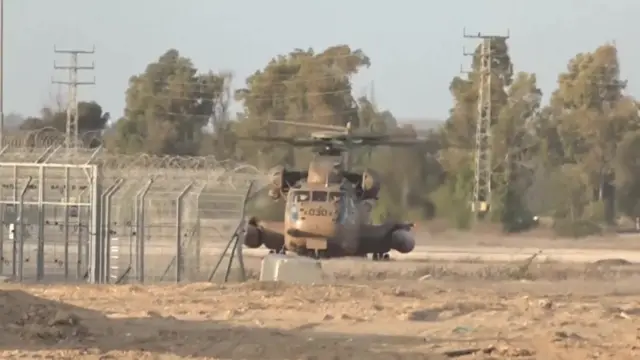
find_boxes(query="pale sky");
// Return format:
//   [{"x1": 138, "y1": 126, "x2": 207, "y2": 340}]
[{"x1": 4, "y1": 0, "x2": 640, "y2": 123}]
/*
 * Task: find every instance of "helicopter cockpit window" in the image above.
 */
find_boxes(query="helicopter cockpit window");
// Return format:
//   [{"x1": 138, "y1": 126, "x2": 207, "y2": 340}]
[
  {"x1": 329, "y1": 192, "x2": 343, "y2": 202},
  {"x1": 291, "y1": 191, "x2": 310, "y2": 202},
  {"x1": 311, "y1": 191, "x2": 328, "y2": 202}
]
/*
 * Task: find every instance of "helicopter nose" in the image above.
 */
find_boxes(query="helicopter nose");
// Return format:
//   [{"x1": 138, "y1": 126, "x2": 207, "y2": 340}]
[{"x1": 293, "y1": 218, "x2": 337, "y2": 238}]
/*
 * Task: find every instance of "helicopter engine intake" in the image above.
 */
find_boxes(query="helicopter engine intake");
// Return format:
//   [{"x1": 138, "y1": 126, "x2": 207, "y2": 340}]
[
  {"x1": 268, "y1": 165, "x2": 285, "y2": 200},
  {"x1": 361, "y1": 169, "x2": 381, "y2": 200},
  {"x1": 344, "y1": 170, "x2": 381, "y2": 200},
  {"x1": 267, "y1": 165, "x2": 307, "y2": 200}
]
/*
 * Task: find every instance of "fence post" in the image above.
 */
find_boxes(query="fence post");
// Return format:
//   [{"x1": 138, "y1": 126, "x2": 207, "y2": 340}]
[
  {"x1": 36, "y1": 166, "x2": 45, "y2": 281},
  {"x1": 10, "y1": 165, "x2": 17, "y2": 277},
  {"x1": 236, "y1": 181, "x2": 255, "y2": 282},
  {"x1": 175, "y1": 182, "x2": 194, "y2": 283},
  {"x1": 17, "y1": 176, "x2": 33, "y2": 283},
  {"x1": 88, "y1": 164, "x2": 103, "y2": 284},
  {"x1": 102, "y1": 179, "x2": 124, "y2": 284},
  {"x1": 136, "y1": 179, "x2": 154, "y2": 284},
  {"x1": 63, "y1": 166, "x2": 70, "y2": 279}
]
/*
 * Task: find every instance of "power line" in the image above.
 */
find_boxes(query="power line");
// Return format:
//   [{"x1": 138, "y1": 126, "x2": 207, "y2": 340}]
[
  {"x1": 129, "y1": 108, "x2": 360, "y2": 122},
  {"x1": 462, "y1": 28, "x2": 510, "y2": 221},
  {"x1": 52, "y1": 46, "x2": 96, "y2": 150},
  {"x1": 0, "y1": 0, "x2": 4, "y2": 148},
  {"x1": 130, "y1": 87, "x2": 354, "y2": 102},
  {"x1": 136, "y1": 72, "x2": 363, "y2": 86}
]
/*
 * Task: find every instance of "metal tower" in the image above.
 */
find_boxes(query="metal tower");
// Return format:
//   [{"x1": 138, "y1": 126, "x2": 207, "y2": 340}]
[
  {"x1": 463, "y1": 29, "x2": 509, "y2": 218},
  {"x1": 52, "y1": 46, "x2": 96, "y2": 150}
]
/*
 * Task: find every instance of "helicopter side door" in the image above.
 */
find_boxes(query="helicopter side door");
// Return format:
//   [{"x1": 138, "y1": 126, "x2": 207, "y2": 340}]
[{"x1": 331, "y1": 191, "x2": 359, "y2": 254}]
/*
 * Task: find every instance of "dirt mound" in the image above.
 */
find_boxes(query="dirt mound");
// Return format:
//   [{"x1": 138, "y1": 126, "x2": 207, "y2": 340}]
[{"x1": 0, "y1": 290, "x2": 92, "y2": 345}]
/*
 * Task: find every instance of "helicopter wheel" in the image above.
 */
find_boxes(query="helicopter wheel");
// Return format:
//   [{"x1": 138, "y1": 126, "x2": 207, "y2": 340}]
[
  {"x1": 311, "y1": 250, "x2": 328, "y2": 259},
  {"x1": 372, "y1": 253, "x2": 390, "y2": 261}
]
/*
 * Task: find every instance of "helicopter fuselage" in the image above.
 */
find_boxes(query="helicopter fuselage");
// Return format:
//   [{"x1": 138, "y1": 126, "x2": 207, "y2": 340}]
[
  {"x1": 240, "y1": 121, "x2": 420, "y2": 259},
  {"x1": 283, "y1": 183, "x2": 361, "y2": 257}
]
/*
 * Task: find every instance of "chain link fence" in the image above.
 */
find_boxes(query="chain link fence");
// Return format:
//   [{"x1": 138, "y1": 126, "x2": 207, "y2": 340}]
[{"x1": 0, "y1": 132, "x2": 267, "y2": 284}]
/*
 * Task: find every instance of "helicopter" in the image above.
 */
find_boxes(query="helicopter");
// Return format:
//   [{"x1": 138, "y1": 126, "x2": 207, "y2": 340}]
[{"x1": 241, "y1": 120, "x2": 422, "y2": 260}]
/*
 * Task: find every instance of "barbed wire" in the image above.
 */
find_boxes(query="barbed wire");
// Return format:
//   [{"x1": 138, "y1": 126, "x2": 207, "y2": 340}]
[
  {"x1": 1, "y1": 129, "x2": 102, "y2": 148},
  {"x1": 0, "y1": 129, "x2": 266, "y2": 176}
]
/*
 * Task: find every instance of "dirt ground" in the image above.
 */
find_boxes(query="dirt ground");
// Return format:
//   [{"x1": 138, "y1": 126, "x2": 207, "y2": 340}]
[
  {"x1": 417, "y1": 231, "x2": 640, "y2": 250},
  {"x1": 1, "y1": 257, "x2": 640, "y2": 360}
]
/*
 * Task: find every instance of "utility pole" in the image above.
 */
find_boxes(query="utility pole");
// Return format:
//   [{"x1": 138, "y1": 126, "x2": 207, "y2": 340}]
[
  {"x1": 0, "y1": 0, "x2": 5, "y2": 148},
  {"x1": 52, "y1": 46, "x2": 95, "y2": 150},
  {"x1": 462, "y1": 28, "x2": 510, "y2": 220}
]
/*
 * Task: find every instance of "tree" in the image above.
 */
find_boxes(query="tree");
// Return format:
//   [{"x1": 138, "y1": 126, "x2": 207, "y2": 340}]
[
  {"x1": 546, "y1": 44, "x2": 639, "y2": 223},
  {"x1": 234, "y1": 45, "x2": 370, "y2": 167},
  {"x1": 19, "y1": 101, "x2": 109, "y2": 146},
  {"x1": 615, "y1": 130, "x2": 640, "y2": 220},
  {"x1": 491, "y1": 72, "x2": 542, "y2": 230},
  {"x1": 107, "y1": 49, "x2": 231, "y2": 155},
  {"x1": 81, "y1": 40, "x2": 640, "y2": 236},
  {"x1": 438, "y1": 38, "x2": 524, "y2": 229}
]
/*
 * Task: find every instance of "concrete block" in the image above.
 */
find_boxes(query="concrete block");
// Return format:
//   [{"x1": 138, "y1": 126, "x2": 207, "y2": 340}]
[{"x1": 259, "y1": 254, "x2": 325, "y2": 284}]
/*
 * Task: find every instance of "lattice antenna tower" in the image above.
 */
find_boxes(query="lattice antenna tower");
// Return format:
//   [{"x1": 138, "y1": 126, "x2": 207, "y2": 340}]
[
  {"x1": 462, "y1": 28, "x2": 510, "y2": 219},
  {"x1": 370, "y1": 81, "x2": 378, "y2": 112},
  {"x1": 52, "y1": 46, "x2": 96, "y2": 150}
]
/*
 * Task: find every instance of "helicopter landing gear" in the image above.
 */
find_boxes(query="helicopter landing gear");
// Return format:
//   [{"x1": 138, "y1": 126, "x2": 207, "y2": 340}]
[
  {"x1": 269, "y1": 247, "x2": 287, "y2": 255},
  {"x1": 310, "y1": 249, "x2": 328, "y2": 259},
  {"x1": 372, "y1": 253, "x2": 390, "y2": 261}
]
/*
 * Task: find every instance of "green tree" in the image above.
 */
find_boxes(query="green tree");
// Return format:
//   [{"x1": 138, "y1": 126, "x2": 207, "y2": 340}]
[
  {"x1": 491, "y1": 72, "x2": 542, "y2": 231},
  {"x1": 19, "y1": 101, "x2": 109, "y2": 146},
  {"x1": 438, "y1": 37, "x2": 524, "y2": 229},
  {"x1": 234, "y1": 45, "x2": 370, "y2": 167},
  {"x1": 107, "y1": 49, "x2": 231, "y2": 155},
  {"x1": 545, "y1": 43, "x2": 639, "y2": 223},
  {"x1": 615, "y1": 130, "x2": 640, "y2": 220}
]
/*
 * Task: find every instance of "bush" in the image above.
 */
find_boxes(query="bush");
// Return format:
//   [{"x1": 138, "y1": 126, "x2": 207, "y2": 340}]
[
  {"x1": 499, "y1": 187, "x2": 537, "y2": 233},
  {"x1": 552, "y1": 218, "x2": 602, "y2": 238}
]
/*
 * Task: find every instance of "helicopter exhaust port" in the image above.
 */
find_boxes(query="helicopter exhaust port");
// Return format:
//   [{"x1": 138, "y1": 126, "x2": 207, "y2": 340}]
[{"x1": 389, "y1": 229, "x2": 416, "y2": 254}]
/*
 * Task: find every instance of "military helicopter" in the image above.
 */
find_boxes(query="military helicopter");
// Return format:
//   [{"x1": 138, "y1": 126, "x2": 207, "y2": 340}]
[{"x1": 241, "y1": 120, "x2": 422, "y2": 260}]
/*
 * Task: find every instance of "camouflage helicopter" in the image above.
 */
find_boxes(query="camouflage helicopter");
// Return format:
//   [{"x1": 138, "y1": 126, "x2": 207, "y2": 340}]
[{"x1": 241, "y1": 120, "x2": 421, "y2": 260}]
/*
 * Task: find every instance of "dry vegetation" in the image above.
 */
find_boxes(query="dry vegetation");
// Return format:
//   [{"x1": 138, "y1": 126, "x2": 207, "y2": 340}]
[{"x1": 1, "y1": 256, "x2": 640, "y2": 359}]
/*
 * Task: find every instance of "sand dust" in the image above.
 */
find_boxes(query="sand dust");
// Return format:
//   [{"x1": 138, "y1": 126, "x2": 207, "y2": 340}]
[{"x1": 1, "y1": 257, "x2": 640, "y2": 359}]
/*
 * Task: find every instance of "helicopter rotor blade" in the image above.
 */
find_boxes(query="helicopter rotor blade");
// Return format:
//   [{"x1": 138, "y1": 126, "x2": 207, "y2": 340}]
[
  {"x1": 237, "y1": 133, "x2": 426, "y2": 148},
  {"x1": 356, "y1": 139, "x2": 427, "y2": 147},
  {"x1": 237, "y1": 136, "x2": 319, "y2": 147},
  {"x1": 269, "y1": 119, "x2": 348, "y2": 132}
]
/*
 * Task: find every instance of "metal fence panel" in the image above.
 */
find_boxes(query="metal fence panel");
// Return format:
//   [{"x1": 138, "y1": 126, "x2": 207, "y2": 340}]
[
  {"x1": 0, "y1": 162, "x2": 99, "y2": 283},
  {"x1": 0, "y1": 145, "x2": 268, "y2": 284}
]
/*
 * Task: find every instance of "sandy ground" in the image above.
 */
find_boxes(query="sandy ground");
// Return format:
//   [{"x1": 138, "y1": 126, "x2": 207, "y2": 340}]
[
  {"x1": 413, "y1": 229, "x2": 640, "y2": 250},
  {"x1": 1, "y1": 256, "x2": 640, "y2": 359}
]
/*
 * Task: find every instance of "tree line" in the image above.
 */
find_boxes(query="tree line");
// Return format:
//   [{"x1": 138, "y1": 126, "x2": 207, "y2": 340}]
[{"x1": 15, "y1": 43, "x2": 640, "y2": 236}]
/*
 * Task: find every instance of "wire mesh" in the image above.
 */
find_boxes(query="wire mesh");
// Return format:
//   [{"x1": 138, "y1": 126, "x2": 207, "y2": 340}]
[{"x1": 0, "y1": 138, "x2": 268, "y2": 284}]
